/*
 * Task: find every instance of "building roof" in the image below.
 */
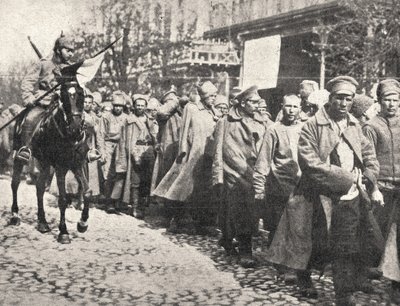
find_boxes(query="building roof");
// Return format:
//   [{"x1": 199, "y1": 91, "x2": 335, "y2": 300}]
[{"x1": 204, "y1": 0, "x2": 342, "y2": 40}]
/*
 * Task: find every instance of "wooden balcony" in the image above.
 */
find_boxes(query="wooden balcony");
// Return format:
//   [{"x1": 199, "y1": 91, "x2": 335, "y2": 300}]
[{"x1": 178, "y1": 39, "x2": 240, "y2": 66}]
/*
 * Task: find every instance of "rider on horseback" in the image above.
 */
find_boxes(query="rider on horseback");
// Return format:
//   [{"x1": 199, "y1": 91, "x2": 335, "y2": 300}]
[{"x1": 15, "y1": 34, "x2": 75, "y2": 162}]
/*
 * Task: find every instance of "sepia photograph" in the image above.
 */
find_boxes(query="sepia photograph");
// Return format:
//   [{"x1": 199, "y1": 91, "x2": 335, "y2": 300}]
[{"x1": 0, "y1": 0, "x2": 399, "y2": 305}]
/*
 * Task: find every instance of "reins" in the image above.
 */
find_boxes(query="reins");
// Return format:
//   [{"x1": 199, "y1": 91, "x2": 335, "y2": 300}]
[{"x1": 50, "y1": 104, "x2": 86, "y2": 146}]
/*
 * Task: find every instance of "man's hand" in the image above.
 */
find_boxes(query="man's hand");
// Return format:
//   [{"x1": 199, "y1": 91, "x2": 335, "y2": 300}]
[
  {"x1": 23, "y1": 98, "x2": 35, "y2": 108},
  {"x1": 255, "y1": 193, "x2": 265, "y2": 200},
  {"x1": 371, "y1": 189, "x2": 385, "y2": 207},
  {"x1": 99, "y1": 156, "x2": 107, "y2": 165}
]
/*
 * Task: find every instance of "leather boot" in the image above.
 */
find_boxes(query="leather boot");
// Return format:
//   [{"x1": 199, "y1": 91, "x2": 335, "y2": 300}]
[
  {"x1": 106, "y1": 200, "x2": 117, "y2": 214},
  {"x1": 238, "y1": 234, "x2": 256, "y2": 268},
  {"x1": 332, "y1": 257, "x2": 356, "y2": 304},
  {"x1": 130, "y1": 188, "x2": 144, "y2": 219},
  {"x1": 297, "y1": 270, "x2": 318, "y2": 298}
]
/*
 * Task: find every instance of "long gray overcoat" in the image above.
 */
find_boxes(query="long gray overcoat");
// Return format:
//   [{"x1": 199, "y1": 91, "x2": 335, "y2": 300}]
[{"x1": 266, "y1": 106, "x2": 379, "y2": 270}]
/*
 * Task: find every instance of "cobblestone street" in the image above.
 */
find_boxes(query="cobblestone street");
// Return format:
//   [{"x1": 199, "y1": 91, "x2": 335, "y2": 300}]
[{"x1": 0, "y1": 176, "x2": 393, "y2": 305}]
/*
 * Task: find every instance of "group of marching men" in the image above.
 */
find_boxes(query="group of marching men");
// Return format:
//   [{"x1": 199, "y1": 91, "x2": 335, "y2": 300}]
[
  {"x1": 5, "y1": 33, "x2": 400, "y2": 305},
  {"x1": 69, "y1": 76, "x2": 400, "y2": 305}
]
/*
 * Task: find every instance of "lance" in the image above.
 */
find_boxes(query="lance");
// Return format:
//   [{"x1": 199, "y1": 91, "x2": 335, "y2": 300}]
[
  {"x1": 28, "y1": 36, "x2": 43, "y2": 59},
  {"x1": 0, "y1": 36, "x2": 121, "y2": 132}
]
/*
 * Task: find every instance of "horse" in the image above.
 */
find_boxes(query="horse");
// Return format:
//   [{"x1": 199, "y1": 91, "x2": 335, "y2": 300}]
[{"x1": 10, "y1": 64, "x2": 91, "y2": 244}]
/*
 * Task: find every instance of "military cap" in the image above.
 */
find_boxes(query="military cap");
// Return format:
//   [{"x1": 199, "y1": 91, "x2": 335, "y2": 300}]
[
  {"x1": 214, "y1": 95, "x2": 229, "y2": 107},
  {"x1": 54, "y1": 34, "x2": 74, "y2": 51},
  {"x1": 92, "y1": 92, "x2": 103, "y2": 105},
  {"x1": 326, "y1": 76, "x2": 359, "y2": 95},
  {"x1": 229, "y1": 87, "x2": 242, "y2": 100},
  {"x1": 124, "y1": 95, "x2": 133, "y2": 108},
  {"x1": 235, "y1": 85, "x2": 261, "y2": 102},
  {"x1": 161, "y1": 85, "x2": 177, "y2": 102},
  {"x1": 132, "y1": 94, "x2": 148, "y2": 104},
  {"x1": 197, "y1": 81, "x2": 218, "y2": 98},
  {"x1": 376, "y1": 79, "x2": 400, "y2": 99},
  {"x1": 350, "y1": 94, "x2": 375, "y2": 119},
  {"x1": 102, "y1": 101, "x2": 113, "y2": 112},
  {"x1": 111, "y1": 90, "x2": 126, "y2": 106},
  {"x1": 84, "y1": 88, "x2": 93, "y2": 98},
  {"x1": 307, "y1": 89, "x2": 330, "y2": 108},
  {"x1": 147, "y1": 97, "x2": 161, "y2": 110},
  {"x1": 299, "y1": 80, "x2": 319, "y2": 99}
]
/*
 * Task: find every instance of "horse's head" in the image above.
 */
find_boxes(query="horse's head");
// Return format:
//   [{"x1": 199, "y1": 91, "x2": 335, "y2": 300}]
[{"x1": 58, "y1": 64, "x2": 86, "y2": 139}]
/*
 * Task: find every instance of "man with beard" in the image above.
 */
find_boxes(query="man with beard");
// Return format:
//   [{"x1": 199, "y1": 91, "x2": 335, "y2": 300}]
[
  {"x1": 98, "y1": 91, "x2": 128, "y2": 212},
  {"x1": 152, "y1": 81, "x2": 219, "y2": 233},
  {"x1": 114, "y1": 95, "x2": 158, "y2": 219},
  {"x1": 212, "y1": 85, "x2": 271, "y2": 267},
  {"x1": 363, "y1": 79, "x2": 400, "y2": 304},
  {"x1": 15, "y1": 34, "x2": 75, "y2": 163}
]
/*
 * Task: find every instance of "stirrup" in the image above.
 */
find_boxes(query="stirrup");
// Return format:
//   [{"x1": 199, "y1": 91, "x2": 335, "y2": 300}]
[{"x1": 16, "y1": 147, "x2": 31, "y2": 163}]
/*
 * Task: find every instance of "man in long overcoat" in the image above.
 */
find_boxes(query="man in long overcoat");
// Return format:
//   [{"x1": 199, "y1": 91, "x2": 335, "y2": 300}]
[
  {"x1": 212, "y1": 86, "x2": 271, "y2": 267},
  {"x1": 363, "y1": 79, "x2": 400, "y2": 304},
  {"x1": 266, "y1": 76, "x2": 380, "y2": 305},
  {"x1": 152, "y1": 81, "x2": 219, "y2": 232},
  {"x1": 253, "y1": 94, "x2": 303, "y2": 246},
  {"x1": 114, "y1": 95, "x2": 158, "y2": 218},
  {"x1": 150, "y1": 87, "x2": 183, "y2": 193},
  {"x1": 82, "y1": 91, "x2": 101, "y2": 199},
  {"x1": 97, "y1": 91, "x2": 128, "y2": 210}
]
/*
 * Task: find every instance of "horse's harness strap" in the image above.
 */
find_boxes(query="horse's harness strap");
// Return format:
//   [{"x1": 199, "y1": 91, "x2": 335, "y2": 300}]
[{"x1": 51, "y1": 107, "x2": 66, "y2": 138}]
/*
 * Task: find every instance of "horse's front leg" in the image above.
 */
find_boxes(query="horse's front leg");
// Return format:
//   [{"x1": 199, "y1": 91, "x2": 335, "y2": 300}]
[
  {"x1": 36, "y1": 162, "x2": 51, "y2": 233},
  {"x1": 55, "y1": 167, "x2": 70, "y2": 244},
  {"x1": 73, "y1": 167, "x2": 90, "y2": 233},
  {"x1": 10, "y1": 159, "x2": 24, "y2": 226}
]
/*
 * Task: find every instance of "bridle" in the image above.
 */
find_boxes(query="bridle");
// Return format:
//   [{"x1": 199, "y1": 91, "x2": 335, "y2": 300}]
[{"x1": 50, "y1": 80, "x2": 87, "y2": 146}]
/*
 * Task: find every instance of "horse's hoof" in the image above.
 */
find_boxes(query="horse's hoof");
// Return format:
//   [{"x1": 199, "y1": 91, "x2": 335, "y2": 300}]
[
  {"x1": 37, "y1": 222, "x2": 51, "y2": 233},
  {"x1": 57, "y1": 234, "x2": 71, "y2": 244},
  {"x1": 77, "y1": 221, "x2": 88, "y2": 233},
  {"x1": 9, "y1": 216, "x2": 21, "y2": 226}
]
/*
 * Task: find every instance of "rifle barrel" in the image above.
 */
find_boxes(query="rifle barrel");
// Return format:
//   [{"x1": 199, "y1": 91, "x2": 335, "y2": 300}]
[{"x1": 28, "y1": 36, "x2": 43, "y2": 59}]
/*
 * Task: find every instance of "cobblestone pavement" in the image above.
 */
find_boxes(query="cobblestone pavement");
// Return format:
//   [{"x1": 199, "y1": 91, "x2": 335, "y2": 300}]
[{"x1": 0, "y1": 176, "x2": 393, "y2": 305}]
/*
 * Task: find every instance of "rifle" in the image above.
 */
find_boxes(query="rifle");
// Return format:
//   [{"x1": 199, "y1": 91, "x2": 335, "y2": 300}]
[{"x1": 28, "y1": 36, "x2": 43, "y2": 59}]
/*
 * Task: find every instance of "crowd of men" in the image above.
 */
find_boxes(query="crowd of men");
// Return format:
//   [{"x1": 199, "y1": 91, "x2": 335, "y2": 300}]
[{"x1": 2, "y1": 34, "x2": 400, "y2": 306}]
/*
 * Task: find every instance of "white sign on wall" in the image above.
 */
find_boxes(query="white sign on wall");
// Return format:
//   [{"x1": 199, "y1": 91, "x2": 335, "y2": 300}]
[{"x1": 242, "y1": 35, "x2": 281, "y2": 90}]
